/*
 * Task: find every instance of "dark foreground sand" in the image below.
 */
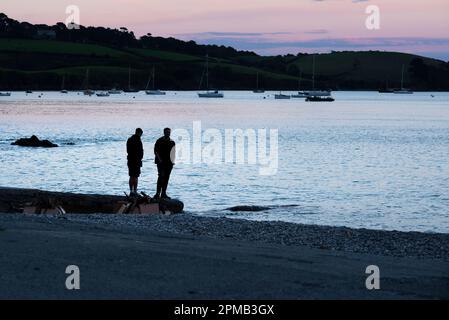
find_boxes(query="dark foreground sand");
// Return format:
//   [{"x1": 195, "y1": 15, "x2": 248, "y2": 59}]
[{"x1": 0, "y1": 213, "x2": 448, "y2": 299}]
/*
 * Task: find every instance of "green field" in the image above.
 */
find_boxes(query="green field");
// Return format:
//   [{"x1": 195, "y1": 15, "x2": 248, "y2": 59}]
[
  {"x1": 0, "y1": 39, "x2": 129, "y2": 57},
  {"x1": 211, "y1": 62, "x2": 298, "y2": 81},
  {"x1": 1, "y1": 38, "x2": 447, "y2": 90},
  {"x1": 130, "y1": 48, "x2": 200, "y2": 62},
  {"x1": 291, "y1": 51, "x2": 442, "y2": 81}
]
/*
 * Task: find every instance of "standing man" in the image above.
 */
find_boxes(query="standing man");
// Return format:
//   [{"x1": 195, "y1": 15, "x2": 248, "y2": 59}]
[
  {"x1": 127, "y1": 128, "x2": 144, "y2": 195},
  {"x1": 154, "y1": 128, "x2": 175, "y2": 199}
]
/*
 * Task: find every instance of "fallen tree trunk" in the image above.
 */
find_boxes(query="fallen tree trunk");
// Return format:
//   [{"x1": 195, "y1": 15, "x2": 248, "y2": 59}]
[{"x1": 0, "y1": 187, "x2": 184, "y2": 214}]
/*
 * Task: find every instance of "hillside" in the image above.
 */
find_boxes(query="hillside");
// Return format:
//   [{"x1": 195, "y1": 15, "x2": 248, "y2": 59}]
[{"x1": 0, "y1": 14, "x2": 448, "y2": 91}]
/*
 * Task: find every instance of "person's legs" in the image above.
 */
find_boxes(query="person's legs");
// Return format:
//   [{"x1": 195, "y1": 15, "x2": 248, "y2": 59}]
[
  {"x1": 155, "y1": 164, "x2": 164, "y2": 198},
  {"x1": 128, "y1": 164, "x2": 140, "y2": 194},
  {"x1": 129, "y1": 177, "x2": 138, "y2": 193},
  {"x1": 161, "y1": 165, "x2": 173, "y2": 198},
  {"x1": 129, "y1": 177, "x2": 134, "y2": 192}
]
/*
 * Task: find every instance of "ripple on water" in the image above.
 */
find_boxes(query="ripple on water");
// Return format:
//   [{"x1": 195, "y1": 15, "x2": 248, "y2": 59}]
[{"x1": 1, "y1": 92, "x2": 449, "y2": 233}]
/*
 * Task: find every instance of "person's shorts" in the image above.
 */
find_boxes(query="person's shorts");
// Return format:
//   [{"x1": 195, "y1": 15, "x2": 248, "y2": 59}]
[{"x1": 128, "y1": 164, "x2": 141, "y2": 178}]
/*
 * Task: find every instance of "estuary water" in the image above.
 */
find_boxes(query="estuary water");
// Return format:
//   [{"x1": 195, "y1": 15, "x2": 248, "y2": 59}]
[{"x1": 1, "y1": 91, "x2": 448, "y2": 233}]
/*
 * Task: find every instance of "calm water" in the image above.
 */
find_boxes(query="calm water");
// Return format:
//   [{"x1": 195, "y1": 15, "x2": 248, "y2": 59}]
[{"x1": 1, "y1": 91, "x2": 449, "y2": 233}]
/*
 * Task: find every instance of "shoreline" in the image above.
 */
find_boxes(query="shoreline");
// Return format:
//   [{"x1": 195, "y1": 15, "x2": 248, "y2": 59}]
[
  {"x1": 1, "y1": 186, "x2": 447, "y2": 236},
  {"x1": 1, "y1": 187, "x2": 448, "y2": 261},
  {"x1": 2, "y1": 212, "x2": 448, "y2": 261}
]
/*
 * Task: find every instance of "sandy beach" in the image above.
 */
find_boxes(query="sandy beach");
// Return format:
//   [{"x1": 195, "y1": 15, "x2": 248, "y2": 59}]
[{"x1": 0, "y1": 213, "x2": 448, "y2": 299}]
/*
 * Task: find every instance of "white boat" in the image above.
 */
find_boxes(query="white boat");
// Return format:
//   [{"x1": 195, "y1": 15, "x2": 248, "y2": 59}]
[
  {"x1": 198, "y1": 55, "x2": 224, "y2": 98},
  {"x1": 145, "y1": 66, "x2": 166, "y2": 95},
  {"x1": 61, "y1": 90, "x2": 68, "y2": 94},
  {"x1": 275, "y1": 92, "x2": 291, "y2": 100},
  {"x1": 394, "y1": 89, "x2": 413, "y2": 94},
  {"x1": 146, "y1": 90, "x2": 166, "y2": 95},
  {"x1": 291, "y1": 91, "x2": 309, "y2": 98},
  {"x1": 108, "y1": 88, "x2": 122, "y2": 94},
  {"x1": 198, "y1": 90, "x2": 224, "y2": 98},
  {"x1": 306, "y1": 96, "x2": 335, "y2": 102},
  {"x1": 306, "y1": 90, "x2": 331, "y2": 97},
  {"x1": 0, "y1": 92, "x2": 11, "y2": 97},
  {"x1": 96, "y1": 92, "x2": 110, "y2": 97},
  {"x1": 394, "y1": 65, "x2": 413, "y2": 94}
]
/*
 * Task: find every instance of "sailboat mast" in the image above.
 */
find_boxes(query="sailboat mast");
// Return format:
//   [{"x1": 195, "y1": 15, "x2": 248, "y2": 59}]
[
  {"x1": 145, "y1": 73, "x2": 151, "y2": 90},
  {"x1": 206, "y1": 55, "x2": 209, "y2": 91},
  {"x1": 312, "y1": 55, "x2": 316, "y2": 90},
  {"x1": 152, "y1": 66, "x2": 156, "y2": 90},
  {"x1": 401, "y1": 65, "x2": 404, "y2": 90},
  {"x1": 256, "y1": 72, "x2": 259, "y2": 90},
  {"x1": 128, "y1": 66, "x2": 131, "y2": 90}
]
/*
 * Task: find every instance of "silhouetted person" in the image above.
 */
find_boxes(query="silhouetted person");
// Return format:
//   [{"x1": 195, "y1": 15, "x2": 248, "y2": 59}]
[
  {"x1": 127, "y1": 128, "x2": 144, "y2": 195},
  {"x1": 154, "y1": 128, "x2": 175, "y2": 199}
]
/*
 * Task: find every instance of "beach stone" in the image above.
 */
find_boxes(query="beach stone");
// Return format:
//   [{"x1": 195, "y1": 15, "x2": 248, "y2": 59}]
[
  {"x1": 11, "y1": 135, "x2": 58, "y2": 148},
  {"x1": 158, "y1": 198, "x2": 184, "y2": 214}
]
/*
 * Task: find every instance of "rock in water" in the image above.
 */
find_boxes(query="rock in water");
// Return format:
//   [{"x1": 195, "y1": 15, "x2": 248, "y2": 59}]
[{"x1": 11, "y1": 135, "x2": 58, "y2": 148}]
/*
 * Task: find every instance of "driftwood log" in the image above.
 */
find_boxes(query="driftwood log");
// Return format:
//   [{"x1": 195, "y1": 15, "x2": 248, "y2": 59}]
[{"x1": 0, "y1": 187, "x2": 184, "y2": 214}]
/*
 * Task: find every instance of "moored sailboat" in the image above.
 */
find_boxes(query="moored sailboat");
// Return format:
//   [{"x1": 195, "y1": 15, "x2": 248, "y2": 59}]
[
  {"x1": 82, "y1": 69, "x2": 94, "y2": 96},
  {"x1": 123, "y1": 66, "x2": 139, "y2": 93},
  {"x1": 253, "y1": 72, "x2": 265, "y2": 93},
  {"x1": 145, "y1": 66, "x2": 166, "y2": 95},
  {"x1": 304, "y1": 55, "x2": 334, "y2": 102},
  {"x1": 198, "y1": 55, "x2": 224, "y2": 98},
  {"x1": 394, "y1": 65, "x2": 413, "y2": 94}
]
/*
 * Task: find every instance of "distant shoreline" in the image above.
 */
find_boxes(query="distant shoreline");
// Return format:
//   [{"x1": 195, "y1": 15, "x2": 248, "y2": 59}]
[{"x1": 2, "y1": 90, "x2": 449, "y2": 93}]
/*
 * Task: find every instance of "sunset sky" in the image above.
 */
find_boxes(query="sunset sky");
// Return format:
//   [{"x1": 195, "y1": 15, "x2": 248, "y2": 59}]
[{"x1": 2, "y1": 0, "x2": 449, "y2": 60}]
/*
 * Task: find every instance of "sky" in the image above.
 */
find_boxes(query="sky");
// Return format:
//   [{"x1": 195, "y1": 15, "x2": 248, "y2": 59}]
[{"x1": 2, "y1": 0, "x2": 449, "y2": 60}]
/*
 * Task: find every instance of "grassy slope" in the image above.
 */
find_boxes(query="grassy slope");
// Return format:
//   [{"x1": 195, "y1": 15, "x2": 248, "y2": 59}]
[
  {"x1": 129, "y1": 48, "x2": 200, "y2": 62},
  {"x1": 0, "y1": 38, "x2": 128, "y2": 57},
  {"x1": 0, "y1": 38, "x2": 446, "y2": 89},
  {"x1": 291, "y1": 51, "x2": 442, "y2": 82},
  {"x1": 0, "y1": 39, "x2": 296, "y2": 80}
]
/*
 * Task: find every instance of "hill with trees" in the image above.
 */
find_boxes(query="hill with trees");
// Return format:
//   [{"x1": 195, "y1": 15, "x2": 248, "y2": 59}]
[{"x1": 1, "y1": 13, "x2": 448, "y2": 91}]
